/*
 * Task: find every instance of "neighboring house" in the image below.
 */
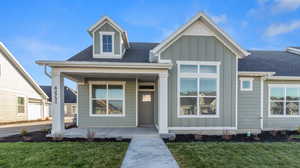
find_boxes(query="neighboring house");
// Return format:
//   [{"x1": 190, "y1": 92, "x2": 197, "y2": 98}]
[
  {"x1": 37, "y1": 12, "x2": 300, "y2": 136},
  {"x1": 0, "y1": 42, "x2": 48, "y2": 123},
  {"x1": 40, "y1": 85, "x2": 77, "y2": 117}
]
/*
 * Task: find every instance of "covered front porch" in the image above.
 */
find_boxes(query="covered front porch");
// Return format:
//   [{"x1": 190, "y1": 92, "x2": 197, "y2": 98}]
[{"x1": 38, "y1": 61, "x2": 172, "y2": 137}]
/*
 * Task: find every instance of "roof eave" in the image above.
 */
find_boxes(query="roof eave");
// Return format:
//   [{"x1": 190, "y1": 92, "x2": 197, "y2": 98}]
[{"x1": 36, "y1": 60, "x2": 173, "y2": 69}]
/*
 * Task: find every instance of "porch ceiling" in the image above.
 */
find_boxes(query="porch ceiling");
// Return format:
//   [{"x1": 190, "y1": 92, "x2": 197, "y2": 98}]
[{"x1": 64, "y1": 72, "x2": 158, "y2": 82}]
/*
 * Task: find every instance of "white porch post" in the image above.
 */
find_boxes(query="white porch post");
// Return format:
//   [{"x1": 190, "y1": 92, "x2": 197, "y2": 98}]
[
  {"x1": 158, "y1": 72, "x2": 168, "y2": 134},
  {"x1": 51, "y1": 69, "x2": 65, "y2": 135}
]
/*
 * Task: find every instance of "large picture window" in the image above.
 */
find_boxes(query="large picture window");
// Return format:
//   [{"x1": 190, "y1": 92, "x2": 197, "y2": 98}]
[
  {"x1": 269, "y1": 85, "x2": 300, "y2": 117},
  {"x1": 178, "y1": 62, "x2": 219, "y2": 118},
  {"x1": 90, "y1": 82, "x2": 125, "y2": 117}
]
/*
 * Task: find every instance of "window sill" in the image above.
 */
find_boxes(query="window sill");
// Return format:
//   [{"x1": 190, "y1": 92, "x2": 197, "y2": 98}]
[
  {"x1": 268, "y1": 115, "x2": 300, "y2": 118},
  {"x1": 178, "y1": 115, "x2": 219, "y2": 118},
  {"x1": 89, "y1": 114, "x2": 125, "y2": 117}
]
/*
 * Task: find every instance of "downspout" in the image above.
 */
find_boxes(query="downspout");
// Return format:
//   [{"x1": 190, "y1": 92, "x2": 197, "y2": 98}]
[{"x1": 44, "y1": 65, "x2": 51, "y2": 79}]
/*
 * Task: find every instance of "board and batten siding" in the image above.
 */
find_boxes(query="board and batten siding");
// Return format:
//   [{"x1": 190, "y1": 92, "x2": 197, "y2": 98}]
[
  {"x1": 94, "y1": 23, "x2": 121, "y2": 55},
  {"x1": 263, "y1": 80, "x2": 300, "y2": 130},
  {"x1": 77, "y1": 79, "x2": 136, "y2": 127},
  {"x1": 161, "y1": 36, "x2": 237, "y2": 127},
  {"x1": 238, "y1": 77, "x2": 261, "y2": 130}
]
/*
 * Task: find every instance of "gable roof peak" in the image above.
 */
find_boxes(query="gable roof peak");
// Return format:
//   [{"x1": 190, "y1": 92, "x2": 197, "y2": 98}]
[
  {"x1": 0, "y1": 42, "x2": 48, "y2": 99},
  {"x1": 87, "y1": 15, "x2": 130, "y2": 48},
  {"x1": 151, "y1": 12, "x2": 250, "y2": 58}
]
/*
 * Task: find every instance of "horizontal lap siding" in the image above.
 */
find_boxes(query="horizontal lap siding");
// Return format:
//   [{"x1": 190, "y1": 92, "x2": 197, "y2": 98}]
[
  {"x1": 78, "y1": 79, "x2": 136, "y2": 127},
  {"x1": 161, "y1": 36, "x2": 237, "y2": 127},
  {"x1": 263, "y1": 80, "x2": 300, "y2": 130},
  {"x1": 238, "y1": 77, "x2": 261, "y2": 129}
]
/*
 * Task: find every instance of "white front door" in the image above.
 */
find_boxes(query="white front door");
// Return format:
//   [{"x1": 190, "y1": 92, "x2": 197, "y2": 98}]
[{"x1": 28, "y1": 103, "x2": 42, "y2": 120}]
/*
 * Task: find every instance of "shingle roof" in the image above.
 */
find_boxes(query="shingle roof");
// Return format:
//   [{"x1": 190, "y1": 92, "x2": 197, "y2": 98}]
[
  {"x1": 40, "y1": 86, "x2": 77, "y2": 103},
  {"x1": 67, "y1": 42, "x2": 300, "y2": 76},
  {"x1": 67, "y1": 42, "x2": 158, "y2": 63},
  {"x1": 239, "y1": 50, "x2": 300, "y2": 76}
]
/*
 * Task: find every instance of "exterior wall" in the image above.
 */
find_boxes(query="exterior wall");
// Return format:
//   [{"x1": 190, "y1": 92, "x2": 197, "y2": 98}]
[
  {"x1": 161, "y1": 36, "x2": 237, "y2": 128},
  {"x1": 263, "y1": 80, "x2": 300, "y2": 130},
  {"x1": 77, "y1": 79, "x2": 136, "y2": 127},
  {"x1": 0, "y1": 51, "x2": 44, "y2": 122},
  {"x1": 94, "y1": 23, "x2": 121, "y2": 55},
  {"x1": 238, "y1": 77, "x2": 261, "y2": 130}
]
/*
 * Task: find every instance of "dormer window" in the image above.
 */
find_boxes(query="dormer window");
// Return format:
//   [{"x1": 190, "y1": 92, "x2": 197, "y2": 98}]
[{"x1": 100, "y1": 32, "x2": 114, "y2": 54}]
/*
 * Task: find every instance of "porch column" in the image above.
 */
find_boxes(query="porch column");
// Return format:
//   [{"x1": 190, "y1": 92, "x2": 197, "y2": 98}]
[
  {"x1": 51, "y1": 69, "x2": 65, "y2": 136},
  {"x1": 158, "y1": 72, "x2": 168, "y2": 134}
]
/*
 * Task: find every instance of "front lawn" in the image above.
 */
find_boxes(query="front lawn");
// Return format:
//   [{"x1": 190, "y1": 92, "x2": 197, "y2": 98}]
[
  {"x1": 0, "y1": 142, "x2": 128, "y2": 168},
  {"x1": 168, "y1": 142, "x2": 300, "y2": 168}
]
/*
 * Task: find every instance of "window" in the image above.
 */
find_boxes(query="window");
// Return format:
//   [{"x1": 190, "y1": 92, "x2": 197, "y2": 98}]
[
  {"x1": 240, "y1": 78, "x2": 253, "y2": 91},
  {"x1": 269, "y1": 85, "x2": 300, "y2": 117},
  {"x1": 178, "y1": 62, "x2": 219, "y2": 117},
  {"x1": 17, "y1": 97, "x2": 25, "y2": 113},
  {"x1": 100, "y1": 32, "x2": 114, "y2": 54},
  {"x1": 90, "y1": 82, "x2": 125, "y2": 116}
]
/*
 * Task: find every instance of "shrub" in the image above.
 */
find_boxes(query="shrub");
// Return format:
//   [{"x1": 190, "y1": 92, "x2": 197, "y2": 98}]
[
  {"x1": 297, "y1": 126, "x2": 300, "y2": 134},
  {"x1": 40, "y1": 128, "x2": 50, "y2": 133},
  {"x1": 222, "y1": 130, "x2": 232, "y2": 140},
  {"x1": 20, "y1": 129, "x2": 28, "y2": 136}
]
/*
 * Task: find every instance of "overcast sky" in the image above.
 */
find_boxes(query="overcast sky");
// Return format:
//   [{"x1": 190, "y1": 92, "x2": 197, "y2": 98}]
[{"x1": 1, "y1": 0, "x2": 300, "y2": 88}]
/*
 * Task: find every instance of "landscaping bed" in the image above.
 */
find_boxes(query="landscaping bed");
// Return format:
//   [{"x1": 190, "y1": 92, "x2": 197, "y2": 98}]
[
  {"x1": 167, "y1": 142, "x2": 300, "y2": 168},
  {"x1": 0, "y1": 130, "x2": 130, "y2": 143},
  {"x1": 0, "y1": 142, "x2": 128, "y2": 168},
  {"x1": 166, "y1": 131, "x2": 300, "y2": 142}
]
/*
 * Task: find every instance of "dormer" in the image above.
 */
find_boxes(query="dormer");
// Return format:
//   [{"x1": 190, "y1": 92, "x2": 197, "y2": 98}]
[{"x1": 88, "y1": 16, "x2": 130, "y2": 59}]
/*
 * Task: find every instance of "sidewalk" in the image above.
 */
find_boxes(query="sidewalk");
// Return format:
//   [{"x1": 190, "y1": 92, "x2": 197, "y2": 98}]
[{"x1": 121, "y1": 136, "x2": 179, "y2": 168}]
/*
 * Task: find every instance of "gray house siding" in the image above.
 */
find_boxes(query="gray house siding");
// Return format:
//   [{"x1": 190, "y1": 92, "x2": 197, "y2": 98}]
[
  {"x1": 161, "y1": 36, "x2": 237, "y2": 128},
  {"x1": 238, "y1": 77, "x2": 261, "y2": 130},
  {"x1": 94, "y1": 23, "x2": 121, "y2": 55},
  {"x1": 77, "y1": 79, "x2": 136, "y2": 127},
  {"x1": 263, "y1": 80, "x2": 300, "y2": 130}
]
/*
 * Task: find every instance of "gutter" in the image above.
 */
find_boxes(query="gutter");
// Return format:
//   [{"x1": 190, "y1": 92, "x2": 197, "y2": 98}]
[
  {"x1": 266, "y1": 76, "x2": 300, "y2": 80},
  {"x1": 238, "y1": 71, "x2": 275, "y2": 77},
  {"x1": 36, "y1": 60, "x2": 173, "y2": 69}
]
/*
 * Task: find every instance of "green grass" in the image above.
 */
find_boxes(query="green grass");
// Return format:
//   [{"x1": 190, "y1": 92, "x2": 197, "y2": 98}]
[
  {"x1": 290, "y1": 134, "x2": 300, "y2": 139},
  {"x1": 0, "y1": 142, "x2": 128, "y2": 168},
  {"x1": 168, "y1": 142, "x2": 300, "y2": 168}
]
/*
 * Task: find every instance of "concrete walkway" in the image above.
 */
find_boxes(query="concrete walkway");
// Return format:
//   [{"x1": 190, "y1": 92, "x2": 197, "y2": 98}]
[{"x1": 121, "y1": 137, "x2": 179, "y2": 168}]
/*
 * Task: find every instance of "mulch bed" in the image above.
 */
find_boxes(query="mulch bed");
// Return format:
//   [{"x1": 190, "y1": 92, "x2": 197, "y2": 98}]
[
  {"x1": 0, "y1": 130, "x2": 130, "y2": 143},
  {"x1": 166, "y1": 131, "x2": 300, "y2": 143}
]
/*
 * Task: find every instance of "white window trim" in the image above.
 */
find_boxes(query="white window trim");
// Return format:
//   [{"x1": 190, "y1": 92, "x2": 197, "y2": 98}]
[
  {"x1": 89, "y1": 81, "x2": 126, "y2": 117},
  {"x1": 268, "y1": 84, "x2": 300, "y2": 118},
  {"x1": 177, "y1": 61, "x2": 220, "y2": 118},
  {"x1": 240, "y1": 78, "x2": 253, "y2": 91},
  {"x1": 100, "y1": 32, "x2": 115, "y2": 55}
]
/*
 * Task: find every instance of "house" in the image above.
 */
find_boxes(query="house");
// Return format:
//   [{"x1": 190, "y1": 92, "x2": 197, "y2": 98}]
[
  {"x1": 36, "y1": 12, "x2": 300, "y2": 136},
  {"x1": 0, "y1": 42, "x2": 48, "y2": 123},
  {"x1": 40, "y1": 85, "x2": 77, "y2": 117}
]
